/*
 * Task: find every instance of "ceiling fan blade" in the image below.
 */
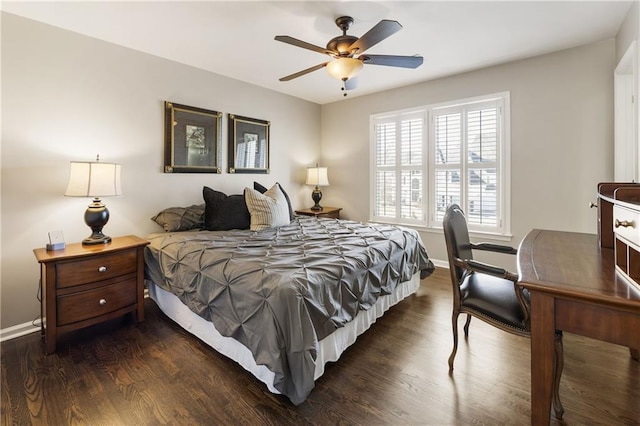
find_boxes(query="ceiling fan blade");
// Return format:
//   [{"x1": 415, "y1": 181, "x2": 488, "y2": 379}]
[
  {"x1": 361, "y1": 54, "x2": 424, "y2": 69},
  {"x1": 274, "y1": 35, "x2": 335, "y2": 56},
  {"x1": 349, "y1": 20, "x2": 402, "y2": 54},
  {"x1": 344, "y1": 76, "x2": 358, "y2": 90},
  {"x1": 279, "y1": 62, "x2": 329, "y2": 81}
]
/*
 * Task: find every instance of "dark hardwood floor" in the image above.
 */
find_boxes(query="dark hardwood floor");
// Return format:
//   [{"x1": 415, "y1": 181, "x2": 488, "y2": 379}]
[{"x1": 2, "y1": 267, "x2": 639, "y2": 425}]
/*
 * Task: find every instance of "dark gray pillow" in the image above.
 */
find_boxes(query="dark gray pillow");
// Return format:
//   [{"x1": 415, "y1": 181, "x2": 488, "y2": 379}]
[
  {"x1": 253, "y1": 181, "x2": 294, "y2": 221},
  {"x1": 152, "y1": 204, "x2": 205, "y2": 232},
  {"x1": 203, "y1": 186, "x2": 251, "y2": 231}
]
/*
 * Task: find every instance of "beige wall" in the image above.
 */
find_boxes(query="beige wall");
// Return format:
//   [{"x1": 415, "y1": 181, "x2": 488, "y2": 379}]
[
  {"x1": 0, "y1": 12, "x2": 621, "y2": 331},
  {"x1": 0, "y1": 13, "x2": 321, "y2": 329},
  {"x1": 320, "y1": 39, "x2": 616, "y2": 268}
]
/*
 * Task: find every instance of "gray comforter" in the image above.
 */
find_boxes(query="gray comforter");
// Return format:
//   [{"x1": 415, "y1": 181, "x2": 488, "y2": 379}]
[{"x1": 144, "y1": 216, "x2": 434, "y2": 405}]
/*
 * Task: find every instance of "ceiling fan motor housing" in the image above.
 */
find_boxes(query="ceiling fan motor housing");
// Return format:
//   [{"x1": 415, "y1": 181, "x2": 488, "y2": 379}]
[
  {"x1": 328, "y1": 16, "x2": 358, "y2": 55},
  {"x1": 327, "y1": 35, "x2": 358, "y2": 56}
]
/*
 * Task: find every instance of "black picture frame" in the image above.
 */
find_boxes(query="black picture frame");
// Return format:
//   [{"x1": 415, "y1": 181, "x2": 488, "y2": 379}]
[
  {"x1": 164, "y1": 101, "x2": 222, "y2": 173},
  {"x1": 228, "y1": 114, "x2": 270, "y2": 174}
]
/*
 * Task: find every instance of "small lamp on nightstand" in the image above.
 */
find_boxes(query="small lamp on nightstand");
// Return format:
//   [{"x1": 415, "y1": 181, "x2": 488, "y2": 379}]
[
  {"x1": 306, "y1": 164, "x2": 329, "y2": 211},
  {"x1": 65, "y1": 155, "x2": 122, "y2": 245}
]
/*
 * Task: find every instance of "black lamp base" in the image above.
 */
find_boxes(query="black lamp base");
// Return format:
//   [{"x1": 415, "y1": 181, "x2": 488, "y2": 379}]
[
  {"x1": 82, "y1": 233, "x2": 112, "y2": 245},
  {"x1": 82, "y1": 198, "x2": 112, "y2": 245},
  {"x1": 311, "y1": 187, "x2": 323, "y2": 211}
]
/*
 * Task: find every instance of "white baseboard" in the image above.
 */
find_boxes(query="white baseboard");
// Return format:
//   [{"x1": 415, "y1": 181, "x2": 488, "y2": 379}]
[
  {"x1": 430, "y1": 258, "x2": 448, "y2": 269},
  {"x1": 0, "y1": 319, "x2": 41, "y2": 342}
]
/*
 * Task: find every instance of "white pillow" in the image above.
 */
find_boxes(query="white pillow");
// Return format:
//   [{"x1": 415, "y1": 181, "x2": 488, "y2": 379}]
[{"x1": 244, "y1": 183, "x2": 291, "y2": 231}]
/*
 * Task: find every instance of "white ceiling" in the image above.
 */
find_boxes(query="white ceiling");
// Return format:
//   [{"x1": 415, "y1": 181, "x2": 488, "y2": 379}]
[{"x1": 1, "y1": 1, "x2": 633, "y2": 104}]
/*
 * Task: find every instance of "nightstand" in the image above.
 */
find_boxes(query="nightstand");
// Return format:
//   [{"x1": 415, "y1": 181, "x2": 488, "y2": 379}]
[
  {"x1": 33, "y1": 235, "x2": 149, "y2": 354},
  {"x1": 295, "y1": 207, "x2": 342, "y2": 219}
]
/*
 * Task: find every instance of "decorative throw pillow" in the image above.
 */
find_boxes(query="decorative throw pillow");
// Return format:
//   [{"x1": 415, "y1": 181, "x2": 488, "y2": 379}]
[
  {"x1": 244, "y1": 184, "x2": 290, "y2": 231},
  {"x1": 203, "y1": 186, "x2": 251, "y2": 231},
  {"x1": 152, "y1": 204, "x2": 205, "y2": 232},
  {"x1": 253, "y1": 181, "x2": 294, "y2": 221}
]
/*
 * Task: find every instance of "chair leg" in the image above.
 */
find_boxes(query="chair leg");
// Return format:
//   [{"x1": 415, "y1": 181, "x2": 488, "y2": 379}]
[
  {"x1": 448, "y1": 311, "x2": 460, "y2": 371},
  {"x1": 463, "y1": 314, "x2": 471, "y2": 337},
  {"x1": 552, "y1": 334, "x2": 565, "y2": 419}
]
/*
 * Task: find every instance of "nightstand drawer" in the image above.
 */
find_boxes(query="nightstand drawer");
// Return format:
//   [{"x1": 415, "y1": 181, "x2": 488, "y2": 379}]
[
  {"x1": 57, "y1": 250, "x2": 137, "y2": 288},
  {"x1": 56, "y1": 277, "x2": 137, "y2": 326}
]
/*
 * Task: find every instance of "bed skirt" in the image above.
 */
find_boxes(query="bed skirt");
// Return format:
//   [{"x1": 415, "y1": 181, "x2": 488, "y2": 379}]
[{"x1": 146, "y1": 272, "x2": 421, "y2": 396}]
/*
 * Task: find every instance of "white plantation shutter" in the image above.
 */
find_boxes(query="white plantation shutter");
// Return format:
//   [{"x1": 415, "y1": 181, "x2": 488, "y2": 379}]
[
  {"x1": 429, "y1": 96, "x2": 507, "y2": 233},
  {"x1": 434, "y1": 112, "x2": 462, "y2": 223},
  {"x1": 375, "y1": 121, "x2": 396, "y2": 218},
  {"x1": 372, "y1": 111, "x2": 426, "y2": 224},
  {"x1": 370, "y1": 92, "x2": 509, "y2": 236},
  {"x1": 400, "y1": 118, "x2": 423, "y2": 221},
  {"x1": 466, "y1": 107, "x2": 498, "y2": 227}
]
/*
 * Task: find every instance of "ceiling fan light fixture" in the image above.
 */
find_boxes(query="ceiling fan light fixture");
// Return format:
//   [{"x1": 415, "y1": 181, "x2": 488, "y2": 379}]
[{"x1": 326, "y1": 57, "x2": 363, "y2": 81}]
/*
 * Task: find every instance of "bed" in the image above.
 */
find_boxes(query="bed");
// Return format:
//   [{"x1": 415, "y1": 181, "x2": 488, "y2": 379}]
[{"x1": 144, "y1": 207, "x2": 434, "y2": 405}]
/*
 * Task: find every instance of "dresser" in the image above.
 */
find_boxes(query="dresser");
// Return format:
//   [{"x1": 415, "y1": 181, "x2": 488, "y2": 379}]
[
  {"x1": 594, "y1": 182, "x2": 640, "y2": 248},
  {"x1": 33, "y1": 235, "x2": 149, "y2": 354},
  {"x1": 596, "y1": 182, "x2": 640, "y2": 291}
]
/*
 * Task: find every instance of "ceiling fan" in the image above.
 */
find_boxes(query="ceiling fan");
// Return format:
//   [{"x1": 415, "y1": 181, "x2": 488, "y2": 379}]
[{"x1": 275, "y1": 16, "x2": 423, "y2": 96}]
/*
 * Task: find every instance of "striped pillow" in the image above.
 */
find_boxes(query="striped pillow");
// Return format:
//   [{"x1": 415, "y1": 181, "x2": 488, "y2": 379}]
[{"x1": 244, "y1": 183, "x2": 291, "y2": 231}]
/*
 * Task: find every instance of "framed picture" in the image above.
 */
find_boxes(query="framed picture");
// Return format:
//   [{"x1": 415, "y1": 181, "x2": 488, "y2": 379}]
[
  {"x1": 164, "y1": 101, "x2": 222, "y2": 173},
  {"x1": 228, "y1": 114, "x2": 270, "y2": 174}
]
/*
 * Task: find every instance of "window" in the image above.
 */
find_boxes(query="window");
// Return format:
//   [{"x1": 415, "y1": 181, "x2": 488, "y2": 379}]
[
  {"x1": 370, "y1": 92, "x2": 510, "y2": 235},
  {"x1": 371, "y1": 110, "x2": 426, "y2": 226}
]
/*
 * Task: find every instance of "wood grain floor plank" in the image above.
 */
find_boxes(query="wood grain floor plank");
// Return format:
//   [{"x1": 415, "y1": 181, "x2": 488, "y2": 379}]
[{"x1": 1, "y1": 268, "x2": 638, "y2": 425}]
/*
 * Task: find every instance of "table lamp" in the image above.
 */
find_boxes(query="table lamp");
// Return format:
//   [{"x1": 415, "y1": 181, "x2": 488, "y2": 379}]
[
  {"x1": 305, "y1": 164, "x2": 329, "y2": 211},
  {"x1": 65, "y1": 155, "x2": 122, "y2": 245}
]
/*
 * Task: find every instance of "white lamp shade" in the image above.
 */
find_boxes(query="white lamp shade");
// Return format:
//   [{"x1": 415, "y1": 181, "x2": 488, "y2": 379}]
[
  {"x1": 65, "y1": 161, "x2": 122, "y2": 197},
  {"x1": 326, "y1": 58, "x2": 363, "y2": 81},
  {"x1": 306, "y1": 167, "x2": 329, "y2": 186}
]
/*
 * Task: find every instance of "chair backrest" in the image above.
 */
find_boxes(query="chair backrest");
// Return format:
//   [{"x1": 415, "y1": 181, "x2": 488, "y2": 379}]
[{"x1": 443, "y1": 204, "x2": 473, "y2": 284}]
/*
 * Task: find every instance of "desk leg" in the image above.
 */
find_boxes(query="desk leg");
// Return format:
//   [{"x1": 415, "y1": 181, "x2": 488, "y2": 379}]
[{"x1": 530, "y1": 291, "x2": 555, "y2": 426}]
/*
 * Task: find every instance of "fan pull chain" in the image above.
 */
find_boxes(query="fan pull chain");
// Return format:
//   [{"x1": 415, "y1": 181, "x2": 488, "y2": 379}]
[{"x1": 341, "y1": 79, "x2": 348, "y2": 97}]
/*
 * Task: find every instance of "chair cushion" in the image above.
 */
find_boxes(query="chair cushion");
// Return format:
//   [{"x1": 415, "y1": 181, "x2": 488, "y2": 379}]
[{"x1": 460, "y1": 272, "x2": 529, "y2": 330}]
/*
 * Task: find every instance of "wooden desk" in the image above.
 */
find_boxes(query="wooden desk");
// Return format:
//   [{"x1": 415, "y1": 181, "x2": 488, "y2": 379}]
[{"x1": 518, "y1": 230, "x2": 640, "y2": 425}]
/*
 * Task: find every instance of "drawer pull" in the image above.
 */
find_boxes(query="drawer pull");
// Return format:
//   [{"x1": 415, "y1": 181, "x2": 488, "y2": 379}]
[
  {"x1": 98, "y1": 266, "x2": 107, "y2": 273},
  {"x1": 99, "y1": 299, "x2": 107, "y2": 306},
  {"x1": 615, "y1": 219, "x2": 634, "y2": 228}
]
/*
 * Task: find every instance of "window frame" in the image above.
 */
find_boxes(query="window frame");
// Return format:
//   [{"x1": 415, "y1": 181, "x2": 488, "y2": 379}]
[{"x1": 369, "y1": 91, "x2": 511, "y2": 237}]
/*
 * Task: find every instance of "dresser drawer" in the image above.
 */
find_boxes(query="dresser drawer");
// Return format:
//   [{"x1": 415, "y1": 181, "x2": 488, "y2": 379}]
[
  {"x1": 57, "y1": 249, "x2": 137, "y2": 288},
  {"x1": 56, "y1": 277, "x2": 137, "y2": 326},
  {"x1": 613, "y1": 205, "x2": 640, "y2": 246}
]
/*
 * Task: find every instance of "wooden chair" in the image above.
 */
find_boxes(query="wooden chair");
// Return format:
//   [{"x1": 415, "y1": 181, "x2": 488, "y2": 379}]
[{"x1": 443, "y1": 204, "x2": 564, "y2": 419}]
